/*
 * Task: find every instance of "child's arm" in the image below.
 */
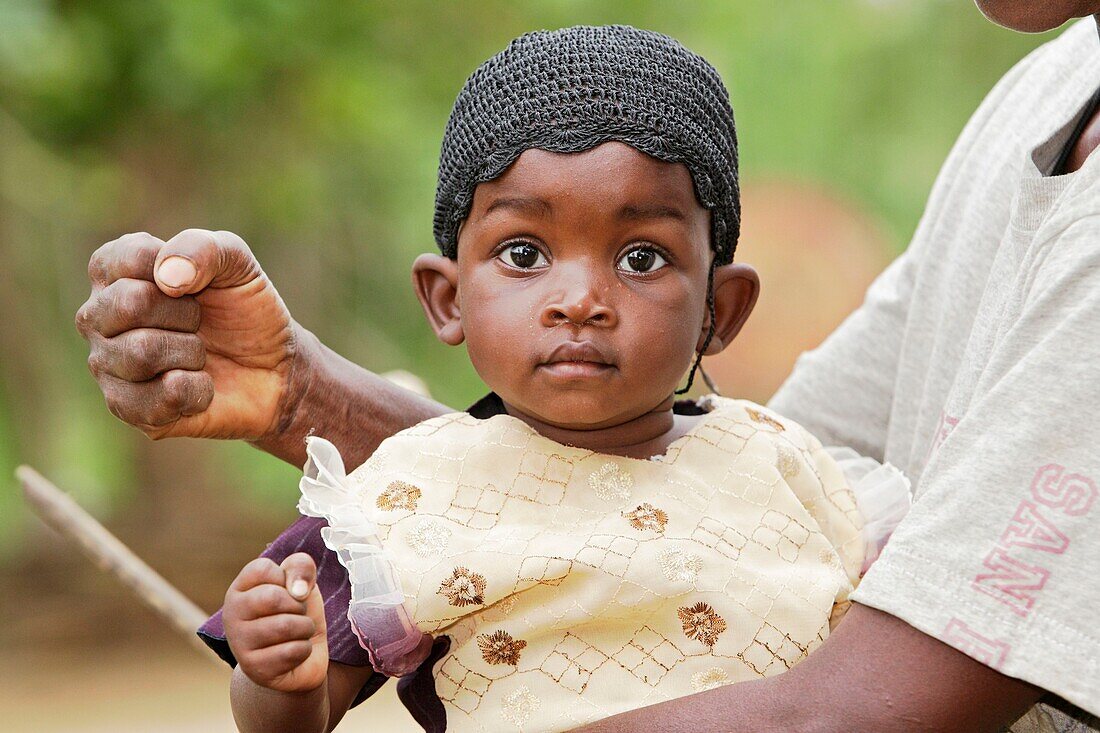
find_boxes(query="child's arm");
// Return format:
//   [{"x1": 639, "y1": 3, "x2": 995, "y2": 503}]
[{"x1": 223, "y1": 552, "x2": 372, "y2": 733}]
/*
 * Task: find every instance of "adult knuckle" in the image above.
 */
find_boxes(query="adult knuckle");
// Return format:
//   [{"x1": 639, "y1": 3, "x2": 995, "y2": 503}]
[
  {"x1": 87, "y1": 349, "x2": 105, "y2": 377},
  {"x1": 132, "y1": 329, "x2": 166, "y2": 365},
  {"x1": 160, "y1": 372, "x2": 190, "y2": 412},
  {"x1": 122, "y1": 352, "x2": 154, "y2": 381},
  {"x1": 179, "y1": 228, "x2": 216, "y2": 247},
  {"x1": 103, "y1": 392, "x2": 133, "y2": 424},
  {"x1": 88, "y1": 245, "x2": 109, "y2": 283},
  {"x1": 110, "y1": 281, "x2": 147, "y2": 325},
  {"x1": 135, "y1": 393, "x2": 175, "y2": 429},
  {"x1": 74, "y1": 301, "x2": 94, "y2": 336},
  {"x1": 121, "y1": 231, "x2": 153, "y2": 245},
  {"x1": 217, "y1": 229, "x2": 251, "y2": 253}
]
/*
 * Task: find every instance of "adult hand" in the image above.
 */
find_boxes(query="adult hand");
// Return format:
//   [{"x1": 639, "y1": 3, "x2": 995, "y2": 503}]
[{"x1": 76, "y1": 229, "x2": 304, "y2": 442}]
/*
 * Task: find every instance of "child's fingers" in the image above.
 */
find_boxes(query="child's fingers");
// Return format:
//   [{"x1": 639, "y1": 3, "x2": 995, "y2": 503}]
[
  {"x1": 232, "y1": 584, "x2": 307, "y2": 621},
  {"x1": 229, "y1": 557, "x2": 287, "y2": 593},
  {"x1": 234, "y1": 613, "x2": 316, "y2": 650},
  {"x1": 280, "y1": 552, "x2": 317, "y2": 602},
  {"x1": 245, "y1": 639, "x2": 314, "y2": 678}
]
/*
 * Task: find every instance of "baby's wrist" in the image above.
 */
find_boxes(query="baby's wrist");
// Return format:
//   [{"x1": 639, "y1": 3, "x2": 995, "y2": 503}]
[{"x1": 231, "y1": 666, "x2": 330, "y2": 733}]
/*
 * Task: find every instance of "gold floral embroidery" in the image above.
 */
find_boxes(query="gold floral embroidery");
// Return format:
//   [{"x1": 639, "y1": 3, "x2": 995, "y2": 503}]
[
  {"x1": 678, "y1": 602, "x2": 727, "y2": 647},
  {"x1": 691, "y1": 666, "x2": 730, "y2": 691},
  {"x1": 624, "y1": 503, "x2": 669, "y2": 534},
  {"x1": 746, "y1": 407, "x2": 785, "y2": 432},
  {"x1": 588, "y1": 462, "x2": 634, "y2": 501},
  {"x1": 406, "y1": 518, "x2": 451, "y2": 558},
  {"x1": 438, "y1": 566, "x2": 486, "y2": 607},
  {"x1": 362, "y1": 447, "x2": 389, "y2": 475},
  {"x1": 818, "y1": 548, "x2": 843, "y2": 572},
  {"x1": 500, "y1": 685, "x2": 541, "y2": 727},
  {"x1": 776, "y1": 444, "x2": 800, "y2": 479},
  {"x1": 376, "y1": 480, "x2": 421, "y2": 511},
  {"x1": 477, "y1": 630, "x2": 527, "y2": 665},
  {"x1": 659, "y1": 547, "x2": 702, "y2": 584}
]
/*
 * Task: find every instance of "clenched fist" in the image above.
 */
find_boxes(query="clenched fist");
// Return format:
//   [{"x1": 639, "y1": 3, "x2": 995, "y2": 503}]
[
  {"x1": 223, "y1": 553, "x2": 329, "y2": 693},
  {"x1": 76, "y1": 229, "x2": 300, "y2": 441}
]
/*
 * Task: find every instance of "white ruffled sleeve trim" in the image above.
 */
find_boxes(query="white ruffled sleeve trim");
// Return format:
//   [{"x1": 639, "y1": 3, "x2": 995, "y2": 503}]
[
  {"x1": 824, "y1": 446, "x2": 912, "y2": 573},
  {"x1": 297, "y1": 437, "x2": 430, "y2": 675},
  {"x1": 297, "y1": 436, "x2": 404, "y2": 606}
]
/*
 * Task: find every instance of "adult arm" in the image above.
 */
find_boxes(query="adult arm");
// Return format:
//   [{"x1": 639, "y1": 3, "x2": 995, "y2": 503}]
[
  {"x1": 573, "y1": 603, "x2": 1042, "y2": 733},
  {"x1": 76, "y1": 229, "x2": 447, "y2": 467}
]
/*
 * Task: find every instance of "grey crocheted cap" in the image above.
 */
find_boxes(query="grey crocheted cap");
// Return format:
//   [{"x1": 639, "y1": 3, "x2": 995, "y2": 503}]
[{"x1": 433, "y1": 25, "x2": 740, "y2": 265}]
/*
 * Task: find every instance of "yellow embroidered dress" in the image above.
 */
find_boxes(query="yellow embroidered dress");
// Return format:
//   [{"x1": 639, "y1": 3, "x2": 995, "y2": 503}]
[{"x1": 299, "y1": 397, "x2": 872, "y2": 732}]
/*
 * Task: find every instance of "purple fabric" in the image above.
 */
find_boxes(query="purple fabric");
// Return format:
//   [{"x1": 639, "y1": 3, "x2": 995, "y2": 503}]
[{"x1": 398, "y1": 636, "x2": 451, "y2": 733}]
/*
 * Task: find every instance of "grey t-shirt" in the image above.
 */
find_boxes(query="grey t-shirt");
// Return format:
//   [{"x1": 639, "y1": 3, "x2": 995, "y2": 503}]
[{"x1": 769, "y1": 18, "x2": 1100, "y2": 727}]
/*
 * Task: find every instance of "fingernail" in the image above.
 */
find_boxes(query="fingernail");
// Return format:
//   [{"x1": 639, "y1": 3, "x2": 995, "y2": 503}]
[
  {"x1": 291, "y1": 579, "x2": 308, "y2": 598},
  {"x1": 158, "y1": 257, "x2": 197, "y2": 289}
]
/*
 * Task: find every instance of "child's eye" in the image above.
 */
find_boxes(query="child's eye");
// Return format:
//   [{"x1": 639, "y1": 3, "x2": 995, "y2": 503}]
[
  {"x1": 617, "y1": 247, "x2": 668, "y2": 274},
  {"x1": 498, "y1": 242, "x2": 548, "y2": 269}
]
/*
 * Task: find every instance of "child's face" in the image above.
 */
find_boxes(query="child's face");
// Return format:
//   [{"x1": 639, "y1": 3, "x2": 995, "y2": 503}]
[{"x1": 417, "y1": 142, "x2": 748, "y2": 430}]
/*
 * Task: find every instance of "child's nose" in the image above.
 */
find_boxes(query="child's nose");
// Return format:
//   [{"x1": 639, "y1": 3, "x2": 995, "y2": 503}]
[{"x1": 541, "y1": 278, "x2": 616, "y2": 328}]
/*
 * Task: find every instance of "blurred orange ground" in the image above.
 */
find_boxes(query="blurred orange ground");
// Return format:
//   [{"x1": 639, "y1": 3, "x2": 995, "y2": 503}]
[{"x1": 0, "y1": 642, "x2": 420, "y2": 732}]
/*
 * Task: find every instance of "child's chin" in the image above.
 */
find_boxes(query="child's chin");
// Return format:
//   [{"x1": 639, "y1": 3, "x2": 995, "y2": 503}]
[{"x1": 518, "y1": 393, "x2": 631, "y2": 429}]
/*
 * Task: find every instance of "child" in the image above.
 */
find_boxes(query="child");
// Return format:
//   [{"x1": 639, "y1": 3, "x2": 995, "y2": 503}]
[{"x1": 199, "y1": 25, "x2": 909, "y2": 732}]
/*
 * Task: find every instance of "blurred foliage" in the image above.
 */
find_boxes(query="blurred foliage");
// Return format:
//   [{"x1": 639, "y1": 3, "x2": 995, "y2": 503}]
[{"x1": 0, "y1": 0, "x2": 1059, "y2": 557}]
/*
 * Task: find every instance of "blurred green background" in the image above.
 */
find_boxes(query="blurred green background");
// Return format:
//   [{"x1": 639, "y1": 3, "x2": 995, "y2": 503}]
[{"x1": 0, "y1": 0, "x2": 1062, "y2": 728}]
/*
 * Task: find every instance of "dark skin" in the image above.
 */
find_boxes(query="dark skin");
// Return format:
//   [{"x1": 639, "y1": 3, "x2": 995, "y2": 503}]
[
  {"x1": 973, "y1": 0, "x2": 1100, "y2": 33},
  {"x1": 74, "y1": 9, "x2": 1100, "y2": 731},
  {"x1": 413, "y1": 143, "x2": 758, "y2": 456},
  {"x1": 222, "y1": 142, "x2": 760, "y2": 732}
]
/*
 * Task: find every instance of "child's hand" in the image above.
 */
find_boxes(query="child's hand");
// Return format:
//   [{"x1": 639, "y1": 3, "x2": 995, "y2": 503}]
[{"x1": 223, "y1": 552, "x2": 329, "y2": 693}]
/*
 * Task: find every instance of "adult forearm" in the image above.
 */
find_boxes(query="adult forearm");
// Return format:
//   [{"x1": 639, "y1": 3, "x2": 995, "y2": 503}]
[
  {"x1": 230, "y1": 667, "x2": 330, "y2": 733},
  {"x1": 571, "y1": 674, "x2": 807, "y2": 733},
  {"x1": 252, "y1": 325, "x2": 450, "y2": 467}
]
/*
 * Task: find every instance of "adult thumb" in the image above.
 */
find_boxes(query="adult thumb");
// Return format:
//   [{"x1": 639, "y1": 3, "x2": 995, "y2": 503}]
[{"x1": 153, "y1": 229, "x2": 262, "y2": 297}]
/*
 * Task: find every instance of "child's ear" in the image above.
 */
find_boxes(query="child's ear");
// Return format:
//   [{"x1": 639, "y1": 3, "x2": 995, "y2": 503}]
[
  {"x1": 412, "y1": 254, "x2": 464, "y2": 346},
  {"x1": 698, "y1": 261, "x2": 760, "y2": 355}
]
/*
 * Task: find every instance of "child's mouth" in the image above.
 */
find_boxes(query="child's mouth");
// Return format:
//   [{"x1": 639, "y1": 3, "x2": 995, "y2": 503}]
[
  {"x1": 539, "y1": 341, "x2": 615, "y2": 378},
  {"x1": 539, "y1": 361, "x2": 614, "y2": 379}
]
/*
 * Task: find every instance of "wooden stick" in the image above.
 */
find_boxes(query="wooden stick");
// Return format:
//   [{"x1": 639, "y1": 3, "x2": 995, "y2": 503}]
[{"x1": 16, "y1": 465, "x2": 224, "y2": 666}]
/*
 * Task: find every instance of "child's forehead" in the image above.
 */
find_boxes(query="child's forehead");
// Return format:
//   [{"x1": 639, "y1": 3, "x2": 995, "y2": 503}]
[{"x1": 472, "y1": 143, "x2": 707, "y2": 217}]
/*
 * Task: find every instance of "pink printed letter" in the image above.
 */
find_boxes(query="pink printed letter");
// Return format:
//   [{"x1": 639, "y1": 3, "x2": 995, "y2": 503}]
[
  {"x1": 1030, "y1": 464, "x2": 1097, "y2": 517},
  {"x1": 999, "y1": 501, "x2": 1069, "y2": 555},
  {"x1": 942, "y1": 618, "x2": 1010, "y2": 669},
  {"x1": 971, "y1": 549, "x2": 1049, "y2": 617}
]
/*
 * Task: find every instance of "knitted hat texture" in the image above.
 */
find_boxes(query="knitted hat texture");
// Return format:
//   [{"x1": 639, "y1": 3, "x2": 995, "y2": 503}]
[{"x1": 433, "y1": 25, "x2": 740, "y2": 265}]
